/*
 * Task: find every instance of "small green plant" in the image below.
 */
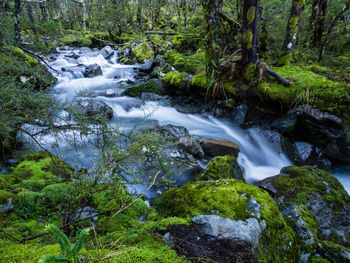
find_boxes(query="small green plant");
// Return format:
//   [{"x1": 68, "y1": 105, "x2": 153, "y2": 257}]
[{"x1": 39, "y1": 224, "x2": 89, "y2": 263}]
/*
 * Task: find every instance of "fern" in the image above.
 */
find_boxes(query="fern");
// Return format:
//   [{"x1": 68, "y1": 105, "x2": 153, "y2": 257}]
[{"x1": 39, "y1": 224, "x2": 90, "y2": 263}]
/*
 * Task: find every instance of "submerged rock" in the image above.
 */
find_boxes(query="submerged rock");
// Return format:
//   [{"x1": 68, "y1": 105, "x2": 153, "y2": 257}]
[
  {"x1": 200, "y1": 138, "x2": 240, "y2": 158},
  {"x1": 72, "y1": 98, "x2": 114, "y2": 120},
  {"x1": 84, "y1": 63, "x2": 102, "y2": 77},
  {"x1": 101, "y1": 45, "x2": 114, "y2": 59}
]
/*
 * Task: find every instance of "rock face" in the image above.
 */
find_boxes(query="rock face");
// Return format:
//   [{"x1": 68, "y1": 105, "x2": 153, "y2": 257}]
[
  {"x1": 195, "y1": 155, "x2": 245, "y2": 182},
  {"x1": 281, "y1": 138, "x2": 332, "y2": 171},
  {"x1": 293, "y1": 106, "x2": 350, "y2": 162},
  {"x1": 158, "y1": 124, "x2": 189, "y2": 140},
  {"x1": 192, "y1": 215, "x2": 265, "y2": 250},
  {"x1": 154, "y1": 179, "x2": 298, "y2": 262},
  {"x1": 200, "y1": 138, "x2": 240, "y2": 158},
  {"x1": 179, "y1": 135, "x2": 204, "y2": 158},
  {"x1": 257, "y1": 166, "x2": 350, "y2": 262},
  {"x1": 72, "y1": 98, "x2": 114, "y2": 120},
  {"x1": 101, "y1": 46, "x2": 114, "y2": 59},
  {"x1": 84, "y1": 63, "x2": 102, "y2": 77}
]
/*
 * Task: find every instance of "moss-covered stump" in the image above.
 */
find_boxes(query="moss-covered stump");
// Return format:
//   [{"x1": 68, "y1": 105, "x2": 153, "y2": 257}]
[
  {"x1": 154, "y1": 179, "x2": 299, "y2": 262},
  {"x1": 257, "y1": 65, "x2": 350, "y2": 117},
  {"x1": 257, "y1": 166, "x2": 350, "y2": 262},
  {"x1": 195, "y1": 155, "x2": 245, "y2": 182},
  {"x1": 124, "y1": 79, "x2": 164, "y2": 97}
]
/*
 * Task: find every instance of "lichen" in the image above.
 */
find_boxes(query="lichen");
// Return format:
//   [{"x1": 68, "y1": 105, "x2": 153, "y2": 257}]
[
  {"x1": 247, "y1": 7, "x2": 256, "y2": 24},
  {"x1": 243, "y1": 29, "x2": 253, "y2": 50}
]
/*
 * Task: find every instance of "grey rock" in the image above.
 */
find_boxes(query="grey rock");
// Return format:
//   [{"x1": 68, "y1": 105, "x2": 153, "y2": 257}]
[
  {"x1": 139, "y1": 59, "x2": 155, "y2": 73},
  {"x1": 105, "y1": 89, "x2": 117, "y2": 97},
  {"x1": 141, "y1": 92, "x2": 163, "y2": 101},
  {"x1": 72, "y1": 98, "x2": 113, "y2": 119},
  {"x1": 84, "y1": 63, "x2": 102, "y2": 78},
  {"x1": 246, "y1": 196, "x2": 261, "y2": 219},
  {"x1": 200, "y1": 138, "x2": 240, "y2": 158},
  {"x1": 179, "y1": 135, "x2": 204, "y2": 158},
  {"x1": 232, "y1": 105, "x2": 248, "y2": 126},
  {"x1": 0, "y1": 198, "x2": 14, "y2": 213},
  {"x1": 192, "y1": 215, "x2": 265, "y2": 249},
  {"x1": 101, "y1": 46, "x2": 114, "y2": 59},
  {"x1": 162, "y1": 232, "x2": 174, "y2": 248},
  {"x1": 158, "y1": 124, "x2": 189, "y2": 140}
]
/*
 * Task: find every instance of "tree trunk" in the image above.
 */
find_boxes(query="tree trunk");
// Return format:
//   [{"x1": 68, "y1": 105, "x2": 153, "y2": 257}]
[
  {"x1": 0, "y1": 0, "x2": 4, "y2": 45},
  {"x1": 319, "y1": 2, "x2": 350, "y2": 61},
  {"x1": 137, "y1": 0, "x2": 143, "y2": 28},
  {"x1": 14, "y1": 0, "x2": 21, "y2": 43},
  {"x1": 279, "y1": 0, "x2": 305, "y2": 66},
  {"x1": 310, "y1": 0, "x2": 328, "y2": 45},
  {"x1": 241, "y1": 0, "x2": 259, "y2": 79},
  {"x1": 203, "y1": 0, "x2": 223, "y2": 79},
  {"x1": 26, "y1": 1, "x2": 36, "y2": 33}
]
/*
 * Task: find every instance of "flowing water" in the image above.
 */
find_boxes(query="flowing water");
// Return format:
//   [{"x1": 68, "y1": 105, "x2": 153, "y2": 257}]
[{"x1": 19, "y1": 47, "x2": 350, "y2": 195}]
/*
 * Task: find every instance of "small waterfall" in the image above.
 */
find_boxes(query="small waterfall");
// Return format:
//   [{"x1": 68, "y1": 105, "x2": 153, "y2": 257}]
[{"x1": 20, "y1": 46, "x2": 349, "y2": 194}]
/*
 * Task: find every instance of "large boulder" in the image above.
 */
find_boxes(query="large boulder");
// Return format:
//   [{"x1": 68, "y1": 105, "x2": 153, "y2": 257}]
[
  {"x1": 84, "y1": 63, "x2": 102, "y2": 78},
  {"x1": 200, "y1": 138, "x2": 240, "y2": 158},
  {"x1": 153, "y1": 179, "x2": 298, "y2": 262},
  {"x1": 72, "y1": 98, "x2": 113, "y2": 120},
  {"x1": 257, "y1": 166, "x2": 350, "y2": 262}
]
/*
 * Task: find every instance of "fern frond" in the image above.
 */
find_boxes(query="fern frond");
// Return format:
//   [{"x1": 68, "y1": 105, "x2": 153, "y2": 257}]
[
  {"x1": 71, "y1": 228, "x2": 90, "y2": 256},
  {"x1": 46, "y1": 224, "x2": 72, "y2": 258},
  {"x1": 39, "y1": 254, "x2": 70, "y2": 263}
]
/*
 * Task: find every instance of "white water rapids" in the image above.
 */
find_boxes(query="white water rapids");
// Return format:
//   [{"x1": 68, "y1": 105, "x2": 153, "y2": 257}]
[{"x1": 19, "y1": 47, "x2": 350, "y2": 194}]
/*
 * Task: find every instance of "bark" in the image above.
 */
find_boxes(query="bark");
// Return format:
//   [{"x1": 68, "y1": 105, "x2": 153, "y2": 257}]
[
  {"x1": 319, "y1": 2, "x2": 350, "y2": 61},
  {"x1": 0, "y1": 0, "x2": 4, "y2": 45},
  {"x1": 203, "y1": 0, "x2": 223, "y2": 79},
  {"x1": 241, "y1": 0, "x2": 259, "y2": 79},
  {"x1": 137, "y1": 0, "x2": 143, "y2": 27},
  {"x1": 14, "y1": 0, "x2": 21, "y2": 43},
  {"x1": 310, "y1": 0, "x2": 328, "y2": 45},
  {"x1": 279, "y1": 0, "x2": 306, "y2": 66},
  {"x1": 26, "y1": 1, "x2": 36, "y2": 33}
]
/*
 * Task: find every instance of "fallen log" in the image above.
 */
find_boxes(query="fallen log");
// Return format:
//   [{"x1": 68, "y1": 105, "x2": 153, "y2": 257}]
[
  {"x1": 259, "y1": 62, "x2": 291, "y2": 86},
  {"x1": 145, "y1": 31, "x2": 178, "y2": 36}
]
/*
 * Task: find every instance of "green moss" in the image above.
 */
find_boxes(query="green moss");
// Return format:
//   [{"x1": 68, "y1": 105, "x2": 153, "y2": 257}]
[
  {"x1": 279, "y1": 52, "x2": 292, "y2": 66},
  {"x1": 61, "y1": 31, "x2": 92, "y2": 47},
  {"x1": 257, "y1": 65, "x2": 350, "y2": 116},
  {"x1": 0, "y1": 240, "x2": 61, "y2": 262},
  {"x1": 189, "y1": 72, "x2": 208, "y2": 90},
  {"x1": 223, "y1": 81, "x2": 237, "y2": 95},
  {"x1": 132, "y1": 42, "x2": 154, "y2": 63},
  {"x1": 247, "y1": 7, "x2": 256, "y2": 24},
  {"x1": 154, "y1": 179, "x2": 298, "y2": 262},
  {"x1": 0, "y1": 190, "x2": 16, "y2": 205},
  {"x1": 162, "y1": 72, "x2": 187, "y2": 88},
  {"x1": 272, "y1": 166, "x2": 350, "y2": 210},
  {"x1": 244, "y1": 62, "x2": 256, "y2": 80},
  {"x1": 289, "y1": 16, "x2": 299, "y2": 32},
  {"x1": 124, "y1": 79, "x2": 164, "y2": 97},
  {"x1": 164, "y1": 49, "x2": 205, "y2": 74},
  {"x1": 195, "y1": 155, "x2": 243, "y2": 181},
  {"x1": 243, "y1": 29, "x2": 253, "y2": 50},
  {"x1": 145, "y1": 217, "x2": 190, "y2": 231}
]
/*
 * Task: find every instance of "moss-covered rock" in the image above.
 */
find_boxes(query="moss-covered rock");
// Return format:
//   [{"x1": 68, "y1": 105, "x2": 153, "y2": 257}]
[
  {"x1": 257, "y1": 65, "x2": 350, "y2": 117},
  {"x1": 124, "y1": 79, "x2": 164, "y2": 97},
  {"x1": 258, "y1": 166, "x2": 350, "y2": 262},
  {"x1": 162, "y1": 71, "x2": 190, "y2": 96},
  {"x1": 195, "y1": 155, "x2": 244, "y2": 181},
  {"x1": 164, "y1": 49, "x2": 205, "y2": 75},
  {"x1": 154, "y1": 179, "x2": 298, "y2": 262},
  {"x1": 132, "y1": 41, "x2": 154, "y2": 63}
]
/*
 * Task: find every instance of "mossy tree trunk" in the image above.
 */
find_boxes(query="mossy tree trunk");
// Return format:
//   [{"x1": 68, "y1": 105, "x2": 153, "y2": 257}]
[
  {"x1": 14, "y1": 0, "x2": 21, "y2": 43},
  {"x1": 310, "y1": 0, "x2": 328, "y2": 45},
  {"x1": 241, "y1": 0, "x2": 259, "y2": 80},
  {"x1": 137, "y1": 0, "x2": 143, "y2": 28},
  {"x1": 319, "y1": 1, "x2": 350, "y2": 61},
  {"x1": 26, "y1": 2, "x2": 36, "y2": 33},
  {"x1": 279, "y1": 0, "x2": 305, "y2": 66},
  {"x1": 203, "y1": 0, "x2": 223, "y2": 80}
]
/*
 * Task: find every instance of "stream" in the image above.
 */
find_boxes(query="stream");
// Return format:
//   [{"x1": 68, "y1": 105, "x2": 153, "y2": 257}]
[{"x1": 17, "y1": 46, "x2": 350, "y2": 195}]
